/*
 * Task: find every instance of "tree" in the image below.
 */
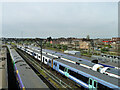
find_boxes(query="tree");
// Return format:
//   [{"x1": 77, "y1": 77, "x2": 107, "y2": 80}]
[
  {"x1": 57, "y1": 44, "x2": 62, "y2": 49},
  {"x1": 47, "y1": 37, "x2": 52, "y2": 42},
  {"x1": 87, "y1": 35, "x2": 90, "y2": 40},
  {"x1": 101, "y1": 48, "x2": 109, "y2": 53},
  {"x1": 53, "y1": 45, "x2": 57, "y2": 48},
  {"x1": 63, "y1": 45, "x2": 68, "y2": 50}
]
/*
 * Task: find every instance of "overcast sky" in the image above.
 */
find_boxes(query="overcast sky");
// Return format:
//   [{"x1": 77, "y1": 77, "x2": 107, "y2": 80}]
[{"x1": 2, "y1": 2, "x2": 118, "y2": 38}]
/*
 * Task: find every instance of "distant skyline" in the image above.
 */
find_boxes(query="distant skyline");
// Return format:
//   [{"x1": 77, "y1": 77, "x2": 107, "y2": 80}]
[{"x1": 2, "y1": 2, "x2": 118, "y2": 38}]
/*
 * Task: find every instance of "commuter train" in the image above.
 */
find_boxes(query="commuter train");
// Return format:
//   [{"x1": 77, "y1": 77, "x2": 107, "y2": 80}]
[
  {"x1": 7, "y1": 45, "x2": 49, "y2": 89},
  {"x1": 43, "y1": 49, "x2": 119, "y2": 69},
  {"x1": 41, "y1": 50, "x2": 120, "y2": 79},
  {"x1": 18, "y1": 45, "x2": 120, "y2": 90},
  {"x1": 41, "y1": 49, "x2": 119, "y2": 68},
  {"x1": 21, "y1": 45, "x2": 120, "y2": 79}
]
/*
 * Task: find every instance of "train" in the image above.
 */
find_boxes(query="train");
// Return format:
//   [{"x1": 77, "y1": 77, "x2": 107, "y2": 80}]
[
  {"x1": 7, "y1": 45, "x2": 49, "y2": 89},
  {"x1": 17, "y1": 45, "x2": 120, "y2": 90},
  {"x1": 22, "y1": 45, "x2": 120, "y2": 79},
  {"x1": 42, "y1": 49, "x2": 119, "y2": 68}
]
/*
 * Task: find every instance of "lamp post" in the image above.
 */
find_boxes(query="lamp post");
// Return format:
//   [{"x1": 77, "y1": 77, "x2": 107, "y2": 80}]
[
  {"x1": 35, "y1": 38, "x2": 47, "y2": 68},
  {"x1": 35, "y1": 38, "x2": 43, "y2": 68}
]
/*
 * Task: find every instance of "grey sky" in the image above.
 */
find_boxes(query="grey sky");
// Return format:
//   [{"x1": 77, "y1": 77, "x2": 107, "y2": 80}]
[{"x1": 2, "y1": 2, "x2": 118, "y2": 38}]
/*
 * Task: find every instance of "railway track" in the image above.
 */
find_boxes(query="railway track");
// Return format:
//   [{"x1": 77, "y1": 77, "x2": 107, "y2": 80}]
[{"x1": 15, "y1": 47, "x2": 74, "y2": 90}]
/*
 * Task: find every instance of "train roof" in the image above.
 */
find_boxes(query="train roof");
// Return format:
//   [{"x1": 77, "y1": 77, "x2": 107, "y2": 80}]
[
  {"x1": 43, "y1": 49, "x2": 95, "y2": 67},
  {"x1": 44, "y1": 49, "x2": 90, "y2": 61},
  {"x1": 7, "y1": 45, "x2": 49, "y2": 88},
  {"x1": 106, "y1": 68, "x2": 120, "y2": 76},
  {"x1": 55, "y1": 58, "x2": 119, "y2": 88},
  {"x1": 15, "y1": 61, "x2": 48, "y2": 88},
  {"x1": 43, "y1": 49, "x2": 118, "y2": 68},
  {"x1": 79, "y1": 60, "x2": 95, "y2": 67},
  {"x1": 43, "y1": 53, "x2": 55, "y2": 59}
]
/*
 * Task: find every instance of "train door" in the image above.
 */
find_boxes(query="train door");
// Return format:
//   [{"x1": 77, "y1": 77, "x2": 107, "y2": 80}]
[
  {"x1": 64, "y1": 67, "x2": 69, "y2": 77},
  {"x1": 89, "y1": 78, "x2": 97, "y2": 90}
]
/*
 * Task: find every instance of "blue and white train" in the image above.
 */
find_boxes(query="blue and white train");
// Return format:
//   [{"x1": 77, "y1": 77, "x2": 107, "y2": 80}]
[
  {"x1": 20, "y1": 45, "x2": 120, "y2": 79},
  {"x1": 18, "y1": 45, "x2": 120, "y2": 90}
]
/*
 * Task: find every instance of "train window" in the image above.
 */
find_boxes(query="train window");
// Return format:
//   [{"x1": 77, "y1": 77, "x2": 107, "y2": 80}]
[
  {"x1": 114, "y1": 56, "x2": 116, "y2": 59},
  {"x1": 59, "y1": 65, "x2": 65, "y2": 71},
  {"x1": 45, "y1": 59, "x2": 47, "y2": 62},
  {"x1": 94, "y1": 81, "x2": 96, "y2": 87},
  {"x1": 98, "y1": 83, "x2": 110, "y2": 90},
  {"x1": 64, "y1": 68, "x2": 67, "y2": 72},
  {"x1": 90, "y1": 79, "x2": 92, "y2": 85},
  {"x1": 49, "y1": 60, "x2": 51, "y2": 63},
  {"x1": 77, "y1": 73, "x2": 88, "y2": 83},
  {"x1": 39, "y1": 56, "x2": 40, "y2": 58},
  {"x1": 54, "y1": 62, "x2": 57, "y2": 67},
  {"x1": 55, "y1": 63, "x2": 57, "y2": 66},
  {"x1": 68, "y1": 69, "x2": 76, "y2": 77},
  {"x1": 68, "y1": 69, "x2": 89, "y2": 84}
]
